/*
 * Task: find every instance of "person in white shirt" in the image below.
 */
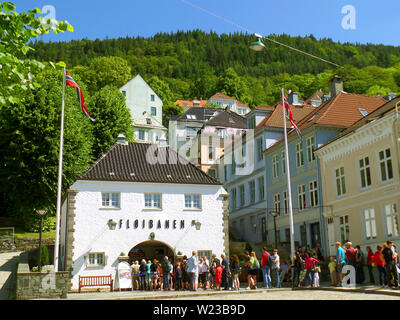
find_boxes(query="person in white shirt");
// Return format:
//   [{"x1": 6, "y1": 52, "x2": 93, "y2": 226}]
[
  {"x1": 201, "y1": 257, "x2": 210, "y2": 289},
  {"x1": 272, "y1": 249, "x2": 281, "y2": 288}
]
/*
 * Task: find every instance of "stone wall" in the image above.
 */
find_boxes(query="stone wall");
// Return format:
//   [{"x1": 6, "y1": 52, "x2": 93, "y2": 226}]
[
  {"x1": 15, "y1": 238, "x2": 55, "y2": 252},
  {"x1": 16, "y1": 263, "x2": 69, "y2": 300}
]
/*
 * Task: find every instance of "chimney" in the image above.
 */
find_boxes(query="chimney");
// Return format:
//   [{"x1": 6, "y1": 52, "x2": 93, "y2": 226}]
[
  {"x1": 330, "y1": 75, "x2": 343, "y2": 98},
  {"x1": 117, "y1": 134, "x2": 128, "y2": 145},
  {"x1": 288, "y1": 92, "x2": 300, "y2": 105}
]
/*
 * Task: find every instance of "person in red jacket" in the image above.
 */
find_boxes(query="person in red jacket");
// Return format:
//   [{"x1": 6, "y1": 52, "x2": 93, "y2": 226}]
[
  {"x1": 366, "y1": 246, "x2": 375, "y2": 284},
  {"x1": 374, "y1": 245, "x2": 387, "y2": 286},
  {"x1": 300, "y1": 252, "x2": 319, "y2": 287}
]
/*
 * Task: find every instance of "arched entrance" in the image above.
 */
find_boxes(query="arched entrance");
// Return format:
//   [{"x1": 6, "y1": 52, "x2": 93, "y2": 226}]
[{"x1": 128, "y1": 240, "x2": 175, "y2": 265}]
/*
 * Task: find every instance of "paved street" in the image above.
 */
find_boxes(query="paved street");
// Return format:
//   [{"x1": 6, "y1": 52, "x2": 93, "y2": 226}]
[
  {"x1": 0, "y1": 252, "x2": 24, "y2": 300},
  {"x1": 163, "y1": 289, "x2": 400, "y2": 300}
]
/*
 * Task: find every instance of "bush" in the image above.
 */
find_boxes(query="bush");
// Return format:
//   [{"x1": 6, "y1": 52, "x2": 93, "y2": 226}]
[
  {"x1": 23, "y1": 212, "x2": 55, "y2": 232},
  {"x1": 41, "y1": 245, "x2": 50, "y2": 266}
]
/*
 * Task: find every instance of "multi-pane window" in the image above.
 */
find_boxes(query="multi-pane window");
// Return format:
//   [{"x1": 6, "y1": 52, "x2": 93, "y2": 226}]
[
  {"x1": 274, "y1": 193, "x2": 281, "y2": 214},
  {"x1": 297, "y1": 184, "x2": 306, "y2": 211},
  {"x1": 150, "y1": 94, "x2": 155, "y2": 102},
  {"x1": 239, "y1": 185, "x2": 245, "y2": 207},
  {"x1": 258, "y1": 176, "x2": 265, "y2": 201},
  {"x1": 144, "y1": 193, "x2": 162, "y2": 209},
  {"x1": 208, "y1": 147, "x2": 214, "y2": 161},
  {"x1": 151, "y1": 106, "x2": 157, "y2": 116},
  {"x1": 101, "y1": 192, "x2": 120, "y2": 208},
  {"x1": 249, "y1": 181, "x2": 255, "y2": 204},
  {"x1": 281, "y1": 150, "x2": 286, "y2": 175},
  {"x1": 231, "y1": 188, "x2": 237, "y2": 209},
  {"x1": 138, "y1": 130, "x2": 145, "y2": 140},
  {"x1": 385, "y1": 204, "x2": 399, "y2": 238},
  {"x1": 185, "y1": 194, "x2": 201, "y2": 209},
  {"x1": 257, "y1": 138, "x2": 263, "y2": 162},
  {"x1": 339, "y1": 215, "x2": 350, "y2": 244},
  {"x1": 283, "y1": 190, "x2": 288, "y2": 215},
  {"x1": 88, "y1": 253, "x2": 105, "y2": 266},
  {"x1": 296, "y1": 143, "x2": 304, "y2": 167},
  {"x1": 306, "y1": 137, "x2": 315, "y2": 162},
  {"x1": 379, "y1": 148, "x2": 393, "y2": 182},
  {"x1": 197, "y1": 250, "x2": 212, "y2": 262},
  {"x1": 359, "y1": 157, "x2": 371, "y2": 188},
  {"x1": 309, "y1": 180, "x2": 318, "y2": 207},
  {"x1": 363, "y1": 208, "x2": 377, "y2": 240},
  {"x1": 272, "y1": 154, "x2": 279, "y2": 178},
  {"x1": 335, "y1": 167, "x2": 346, "y2": 196}
]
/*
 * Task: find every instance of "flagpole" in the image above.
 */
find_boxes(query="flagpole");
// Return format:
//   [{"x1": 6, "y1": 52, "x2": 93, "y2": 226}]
[
  {"x1": 54, "y1": 67, "x2": 66, "y2": 272},
  {"x1": 282, "y1": 88, "x2": 295, "y2": 261}
]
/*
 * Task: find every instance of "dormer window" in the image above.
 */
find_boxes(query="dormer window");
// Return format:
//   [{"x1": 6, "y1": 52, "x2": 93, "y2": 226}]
[{"x1": 359, "y1": 108, "x2": 368, "y2": 117}]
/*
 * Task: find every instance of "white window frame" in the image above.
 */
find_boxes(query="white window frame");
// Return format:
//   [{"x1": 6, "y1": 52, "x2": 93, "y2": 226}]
[
  {"x1": 138, "y1": 130, "x2": 145, "y2": 141},
  {"x1": 257, "y1": 138, "x2": 263, "y2": 162},
  {"x1": 258, "y1": 176, "x2": 265, "y2": 201},
  {"x1": 281, "y1": 150, "x2": 286, "y2": 175},
  {"x1": 339, "y1": 215, "x2": 350, "y2": 244},
  {"x1": 359, "y1": 156, "x2": 372, "y2": 189},
  {"x1": 384, "y1": 203, "x2": 399, "y2": 238},
  {"x1": 150, "y1": 94, "x2": 155, "y2": 102},
  {"x1": 239, "y1": 185, "x2": 245, "y2": 207},
  {"x1": 272, "y1": 154, "x2": 279, "y2": 179},
  {"x1": 335, "y1": 167, "x2": 346, "y2": 197},
  {"x1": 86, "y1": 252, "x2": 106, "y2": 268},
  {"x1": 101, "y1": 192, "x2": 120, "y2": 209},
  {"x1": 249, "y1": 180, "x2": 256, "y2": 204},
  {"x1": 184, "y1": 194, "x2": 202, "y2": 210},
  {"x1": 309, "y1": 180, "x2": 318, "y2": 207},
  {"x1": 378, "y1": 148, "x2": 393, "y2": 182},
  {"x1": 297, "y1": 184, "x2": 306, "y2": 211},
  {"x1": 363, "y1": 208, "x2": 377, "y2": 240},
  {"x1": 296, "y1": 142, "x2": 304, "y2": 167},
  {"x1": 283, "y1": 190, "x2": 288, "y2": 215},
  {"x1": 306, "y1": 136, "x2": 315, "y2": 162},
  {"x1": 144, "y1": 193, "x2": 162, "y2": 209},
  {"x1": 274, "y1": 193, "x2": 281, "y2": 215}
]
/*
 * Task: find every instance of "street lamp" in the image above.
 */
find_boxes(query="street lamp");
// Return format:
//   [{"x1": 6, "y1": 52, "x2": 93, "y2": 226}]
[
  {"x1": 36, "y1": 209, "x2": 47, "y2": 272},
  {"x1": 269, "y1": 211, "x2": 279, "y2": 250},
  {"x1": 249, "y1": 36, "x2": 266, "y2": 51}
]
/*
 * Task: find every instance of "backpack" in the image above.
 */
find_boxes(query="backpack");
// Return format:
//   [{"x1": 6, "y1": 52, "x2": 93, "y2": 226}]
[
  {"x1": 267, "y1": 253, "x2": 273, "y2": 268},
  {"x1": 162, "y1": 261, "x2": 171, "y2": 273}
]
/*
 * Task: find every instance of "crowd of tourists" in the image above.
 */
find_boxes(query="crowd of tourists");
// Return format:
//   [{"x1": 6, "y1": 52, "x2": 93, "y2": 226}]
[
  {"x1": 330, "y1": 240, "x2": 399, "y2": 289},
  {"x1": 128, "y1": 240, "x2": 400, "y2": 291}
]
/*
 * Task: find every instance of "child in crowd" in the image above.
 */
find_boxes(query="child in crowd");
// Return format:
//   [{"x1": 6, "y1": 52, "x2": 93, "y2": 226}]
[{"x1": 328, "y1": 256, "x2": 337, "y2": 286}]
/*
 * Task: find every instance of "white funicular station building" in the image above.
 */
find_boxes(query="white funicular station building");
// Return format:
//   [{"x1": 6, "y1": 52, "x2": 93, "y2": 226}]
[{"x1": 59, "y1": 136, "x2": 228, "y2": 291}]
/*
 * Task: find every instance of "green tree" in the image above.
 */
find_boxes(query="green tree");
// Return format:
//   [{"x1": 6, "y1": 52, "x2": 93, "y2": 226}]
[
  {"x1": 0, "y1": 68, "x2": 93, "y2": 228},
  {"x1": 88, "y1": 85, "x2": 134, "y2": 159},
  {"x1": 83, "y1": 56, "x2": 132, "y2": 94},
  {"x1": 0, "y1": 2, "x2": 73, "y2": 106}
]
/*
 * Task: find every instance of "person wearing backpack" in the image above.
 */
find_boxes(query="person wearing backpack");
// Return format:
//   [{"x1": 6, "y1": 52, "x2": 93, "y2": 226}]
[
  {"x1": 261, "y1": 247, "x2": 272, "y2": 289},
  {"x1": 292, "y1": 251, "x2": 303, "y2": 288}
]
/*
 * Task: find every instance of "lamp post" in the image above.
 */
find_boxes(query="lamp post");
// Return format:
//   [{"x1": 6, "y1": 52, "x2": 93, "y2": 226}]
[
  {"x1": 269, "y1": 211, "x2": 279, "y2": 250},
  {"x1": 36, "y1": 209, "x2": 47, "y2": 272}
]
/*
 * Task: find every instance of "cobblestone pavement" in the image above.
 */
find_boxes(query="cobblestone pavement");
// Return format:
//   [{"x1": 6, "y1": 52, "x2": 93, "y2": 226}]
[{"x1": 162, "y1": 289, "x2": 400, "y2": 300}]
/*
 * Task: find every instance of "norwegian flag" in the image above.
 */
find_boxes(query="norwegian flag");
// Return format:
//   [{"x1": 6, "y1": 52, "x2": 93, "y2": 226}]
[
  {"x1": 65, "y1": 71, "x2": 95, "y2": 122},
  {"x1": 283, "y1": 94, "x2": 302, "y2": 140}
]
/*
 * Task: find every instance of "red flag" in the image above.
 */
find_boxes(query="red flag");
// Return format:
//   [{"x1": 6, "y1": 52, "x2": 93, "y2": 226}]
[
  {"x1": 65, "y1": 71, "x2": 95, "y2": 122},
  {"x1": 283, "y1": 95, "x2": 302, "y2": 139}
]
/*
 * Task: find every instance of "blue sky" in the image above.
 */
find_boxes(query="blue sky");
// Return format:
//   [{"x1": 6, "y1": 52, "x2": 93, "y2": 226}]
[{"x1": 12, "y1": 0, "x2": 400, "y2": 46}]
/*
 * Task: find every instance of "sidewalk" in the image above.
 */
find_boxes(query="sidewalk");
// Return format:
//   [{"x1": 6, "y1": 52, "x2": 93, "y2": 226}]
[
  {"x1": 0, "y1": 251, "x2": 25, "y2": 300},
  {"x1": 294, "y1": 281, "x2": 400, "y2": 297}
]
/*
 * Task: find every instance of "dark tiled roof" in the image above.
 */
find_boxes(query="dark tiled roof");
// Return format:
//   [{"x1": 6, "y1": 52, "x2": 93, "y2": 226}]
[
  {"x1": 79, "y1": 142, "x2": 222, "y2": 185},
  {"x1": 204, "y1": 110, "x2": 247, "y2": 129},
  {"x1": 175, "y1": 107, "x2": 223, "y2": 122}
]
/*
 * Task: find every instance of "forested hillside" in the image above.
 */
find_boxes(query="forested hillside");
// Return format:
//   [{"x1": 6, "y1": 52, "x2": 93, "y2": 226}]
[{"x1": 28, "y1": 30, "x2": 400, "y2": 107}]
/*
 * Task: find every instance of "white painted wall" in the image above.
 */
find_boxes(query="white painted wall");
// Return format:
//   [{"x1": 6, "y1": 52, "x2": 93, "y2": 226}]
[
  {"x1": 119, "y1": 75, "x2": 163, "y2": 124},
  {"x1": 63, "y1": 180, "x2": 226, "y2": 289}
]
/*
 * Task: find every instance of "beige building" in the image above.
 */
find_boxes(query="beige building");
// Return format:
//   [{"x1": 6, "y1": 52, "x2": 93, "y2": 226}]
[{"x1": 316, "y1": 97, "x2": 400, "y2": 256}]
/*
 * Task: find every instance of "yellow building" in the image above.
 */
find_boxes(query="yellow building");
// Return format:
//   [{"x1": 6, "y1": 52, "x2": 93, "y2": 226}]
[{"x1": 315, "y1": 97, "x2": 400, "y2": 256}]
